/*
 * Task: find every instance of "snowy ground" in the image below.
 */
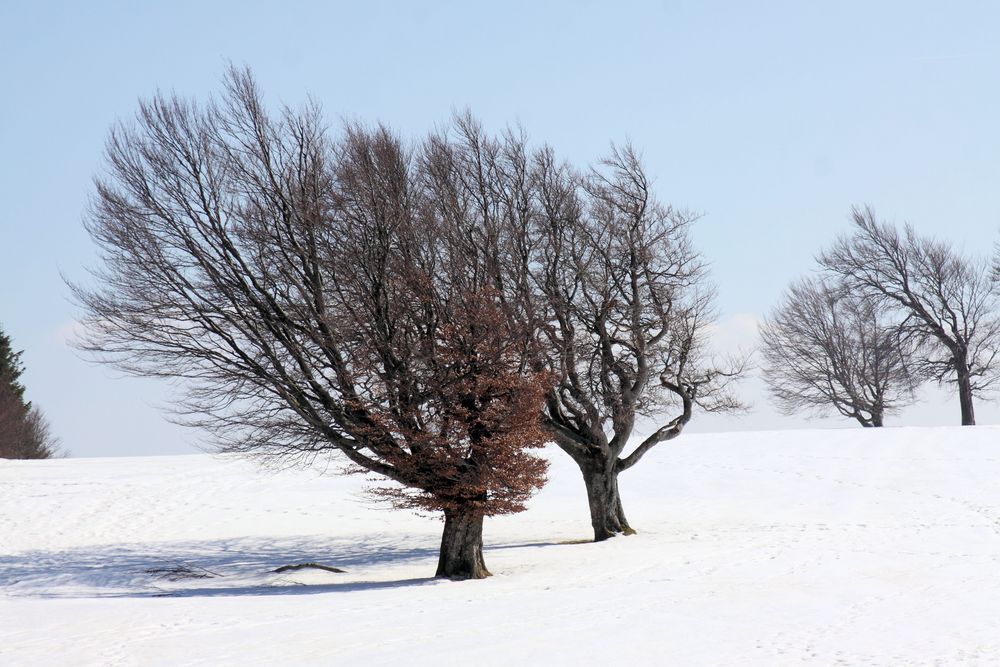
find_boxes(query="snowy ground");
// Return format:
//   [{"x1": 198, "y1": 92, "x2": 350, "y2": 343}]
[{"x1": 4, "y1": 426, "x2": 1000, "y2": 665}]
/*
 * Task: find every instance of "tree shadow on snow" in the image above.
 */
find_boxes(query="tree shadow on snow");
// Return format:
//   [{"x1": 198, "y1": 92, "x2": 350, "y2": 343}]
[{"x1": 0, "y1": 535, "x2": 562, "y2": 599}]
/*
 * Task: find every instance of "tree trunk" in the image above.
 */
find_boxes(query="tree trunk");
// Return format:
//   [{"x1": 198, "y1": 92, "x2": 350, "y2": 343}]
[
  {"x1": 435, "y1": 505, "x2": 490, "y2": 579},
  {"x1": 957, "y1": 368, "x2": 976, "y2": 426},
  {"x1": 580, "y1": 461, "x2": 635, "y2": 542}
]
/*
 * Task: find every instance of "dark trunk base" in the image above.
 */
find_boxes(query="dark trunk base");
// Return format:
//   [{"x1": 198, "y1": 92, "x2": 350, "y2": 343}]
[
  {"x1": 436, "y1": 507, "x2": 490, "y2": 579},
  {"x1": 959, "y1": 382, "x2": 976, "y2": 425},
  {"x1": 581, "y1": 464, "x2": 635, "y2": 542},
  {"x1": 858, "y1": 413, "x2": 883, "y2": 427}
]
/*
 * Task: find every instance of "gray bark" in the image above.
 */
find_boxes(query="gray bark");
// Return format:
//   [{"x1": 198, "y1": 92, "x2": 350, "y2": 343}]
[
  {"x1": 436, "y1": 506, "x2": 490, "y2": 579},
  {"x1": 957, "y1": 363, "x2": 976, "y2": 425},
  {"x1": 580, "y1": 460, "x2": 634, "y2": 542}
]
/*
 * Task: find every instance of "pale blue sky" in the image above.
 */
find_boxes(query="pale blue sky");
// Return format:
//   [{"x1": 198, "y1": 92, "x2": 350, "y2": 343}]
[{"x1": 2, "y1": 1, "x2": 999, "y2": 457}]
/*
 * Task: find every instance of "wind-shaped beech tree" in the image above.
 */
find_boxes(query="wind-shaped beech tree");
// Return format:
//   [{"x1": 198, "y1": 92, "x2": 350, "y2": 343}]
[
  {"x1": 820, "y1": 207, "x2": 1000, "y2": 425},
  {"x1": 529, "y1": 146, "x2": 745, "y2": 540},
  {"x1": 760, "y1": 277, "x2": 918, "y2": 427},
  {"x1": 410, "y1": 121, "x2": 745, "y2": 542},
  {"x1": 73, "y1": 69, "x2": 548, "y2": 579}
]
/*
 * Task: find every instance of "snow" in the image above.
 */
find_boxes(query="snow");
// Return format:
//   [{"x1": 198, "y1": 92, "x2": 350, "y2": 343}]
[{"x1": 4, "y1": 426, "x2": 1000, "y2": 665}]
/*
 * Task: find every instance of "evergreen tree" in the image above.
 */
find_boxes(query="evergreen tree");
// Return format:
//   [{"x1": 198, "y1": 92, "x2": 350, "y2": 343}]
[
  {"x1": 0, "y1": 324, "x2": 58, "y2": 459},
  {"x1": 0, "y1": 326, "x2": 27, "y2": 407}
]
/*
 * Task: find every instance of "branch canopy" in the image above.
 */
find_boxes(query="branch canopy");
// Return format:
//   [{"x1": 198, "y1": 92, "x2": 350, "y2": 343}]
[{"x1": 73, "y1": 68, "x2": 548, "y2": 515}]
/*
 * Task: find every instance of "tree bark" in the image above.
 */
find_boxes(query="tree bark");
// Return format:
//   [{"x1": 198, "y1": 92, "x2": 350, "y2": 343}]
[
  {"x1": 957, "y1": 368, "x2": 976, "y2": 426},
  {"x1": 435, "y1": 505, "x2": 490, "y2": 579},
  {"x1": 580, "y1": 461, "x2": 635, "y2": 542},
  {"x1": 858, "y1": 408, "x2": 884, "y2": 427}
]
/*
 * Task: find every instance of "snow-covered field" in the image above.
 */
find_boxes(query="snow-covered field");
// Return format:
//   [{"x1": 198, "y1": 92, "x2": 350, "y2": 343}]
[{"x1": 4, "y1": 427, "x2": 1000, "y2": 665}]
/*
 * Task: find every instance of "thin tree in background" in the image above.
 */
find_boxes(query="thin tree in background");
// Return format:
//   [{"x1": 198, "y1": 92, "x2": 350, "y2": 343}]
[
  {"x1": 72, "y1": 69, "x2": 547, "y2": 579},
  {"x1": 759, "y1": 277, "x2": 918, "y2": 427},
  {"x1": 820, "y1": 206, "x2": 1000, "y2": 425}
]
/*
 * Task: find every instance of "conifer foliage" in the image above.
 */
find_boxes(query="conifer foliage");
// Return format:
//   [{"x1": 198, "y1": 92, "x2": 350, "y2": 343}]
[{"x1": 0, "y1": 325, "x2": 59, "y2": 459}]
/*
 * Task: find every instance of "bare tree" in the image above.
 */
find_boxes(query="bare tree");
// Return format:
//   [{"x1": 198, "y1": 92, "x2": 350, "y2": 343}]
[
  {"x1": 72, "y1": 69, "x2": 548, "y2": 579},
  {"x1": 346, "y1": 115, "x2": 745, "y2": 543},
  {"x1": 19, "y1": 406, "x2": 60, "y2": 459},
  {"x1": 820, "y1": 206, "x2": 1000, "y2": 425},
  {"x1": 760, "y1": 276, "x2": 918, "y2": 427},
  {"x1": 530, "y1": 145, "x2": 745, "y2": 541},
  {"x1": 0, "y1": 396, "x2": 59, "y2": 460}
]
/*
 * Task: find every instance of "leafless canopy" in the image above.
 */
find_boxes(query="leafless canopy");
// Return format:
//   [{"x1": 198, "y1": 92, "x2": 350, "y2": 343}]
[
  {"x1": 0, "y1": 390, "x2": 60, "y2": 459},
  {"x1": 760, "y1": 277, "x2": 918, "y2": 427},
  {"x1": 72, "y1": 69, "x2": 550, "y2": 578},
  {"x1": 388, "y1": 121, "x2": 745, "y2": 541},
  {"x1": 819, "y1": 206, "x2": 1000, "y2": 425},
  {"x1": 537, "y1": 146, "x2": 742, "y2": 454},
  {"x1": 527, "y1": 144, "x2": 746, "y2": 539}
]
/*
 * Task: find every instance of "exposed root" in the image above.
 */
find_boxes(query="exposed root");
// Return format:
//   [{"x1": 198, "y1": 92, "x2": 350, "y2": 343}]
[
  {"x1": 272, "y1": 563, "x2": 346, "y2": 574},
  {"x1": 145, "y1": 560, "x2": 221, "y2": 580}
]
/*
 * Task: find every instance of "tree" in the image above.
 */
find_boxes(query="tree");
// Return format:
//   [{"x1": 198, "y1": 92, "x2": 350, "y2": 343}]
[
  {"x1": 413, "y1": 120, "x2": 744, "y2": 542},
  {"x1": 0, "y1": 327, "x2": 27, "y2": 405},
  {"x1": 820, "y1": 206, "x2": 1000, "y2": 425},
  {"x1": 0, "y1": 325, "x2": 60, "y2": 459},
  {"x1": 72, "y1": 69, "x2": 547, "y2": 579},
  {"x1": 530, "y1": 145, "x2": 745, "y2": 541},
  {"x1": 0, "y1": 382, "x2": 30, "y2": 457},
  {"x1": 759, "y1": 276, "x2": 918, "y2": 427}
]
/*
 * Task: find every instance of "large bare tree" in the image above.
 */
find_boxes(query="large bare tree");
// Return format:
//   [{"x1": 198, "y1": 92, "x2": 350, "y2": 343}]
[
  {"x1": 72, "y1": 69, "x2": 548, "y2": 579},
  {"x1": 530, "y1": 145, "x2": 744, "y2": 541},
  {"x1": 760, "y1": 276, "x2": 918, "y2": 427},
  {"x1": 386, "y1": 118, "x2": 744, "y2": 542},
  {"x1": 820, "y1": 206, "x2": 1000, "y2": 425}
]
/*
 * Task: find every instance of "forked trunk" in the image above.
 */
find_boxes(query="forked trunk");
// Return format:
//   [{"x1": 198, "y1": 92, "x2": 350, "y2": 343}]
[
  {"x1": 580, "y1": 462, "x2": 635, "y2": 542},
  {"x1": 859, "y1": 409, "x2": 883, "y2": 427},
  {"x1": 436, "y1": 505, "x2": 490, "y2": 579}
]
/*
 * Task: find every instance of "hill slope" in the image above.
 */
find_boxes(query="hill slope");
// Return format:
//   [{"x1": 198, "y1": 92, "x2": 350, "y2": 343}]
[{"x1": 3, "y1": 426, "x2": 1000, "y2": 665}]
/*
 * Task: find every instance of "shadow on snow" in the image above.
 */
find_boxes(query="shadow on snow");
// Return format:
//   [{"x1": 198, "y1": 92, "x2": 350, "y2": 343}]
[{"x1": 0, "y1": 535, "x2": 561, "y2": 599}]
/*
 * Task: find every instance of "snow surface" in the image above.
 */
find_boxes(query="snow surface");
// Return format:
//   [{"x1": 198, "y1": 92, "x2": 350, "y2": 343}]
[{"x1": 4, "y1": 426, "x2": 1000, "y2": 665}]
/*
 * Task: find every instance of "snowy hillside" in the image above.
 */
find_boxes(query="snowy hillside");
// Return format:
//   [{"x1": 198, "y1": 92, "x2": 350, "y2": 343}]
[{"x1": 4, "y1": 426, "x2": 1000, "y2": 665}]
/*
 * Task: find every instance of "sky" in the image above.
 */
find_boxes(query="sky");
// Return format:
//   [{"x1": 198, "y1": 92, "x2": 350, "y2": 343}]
[{"x1": 2, "y1": 0, "x2": 1000, "y2": 457}]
